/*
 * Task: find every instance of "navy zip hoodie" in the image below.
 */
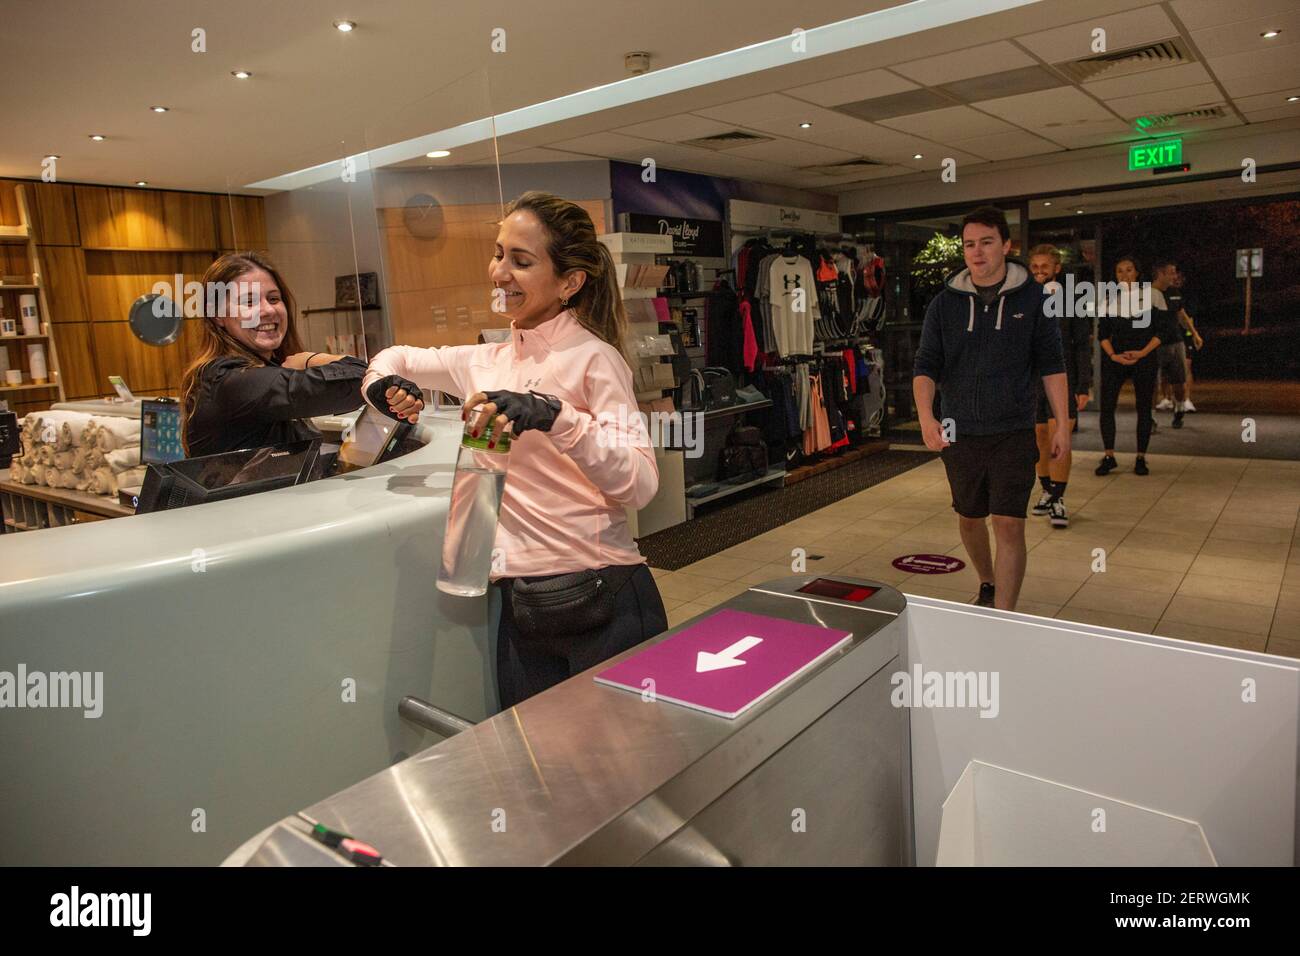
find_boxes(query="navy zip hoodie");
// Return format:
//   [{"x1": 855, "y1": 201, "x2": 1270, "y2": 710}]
[{"x1": 914, "y1": 259, "x2": 1065, "y2": 436}]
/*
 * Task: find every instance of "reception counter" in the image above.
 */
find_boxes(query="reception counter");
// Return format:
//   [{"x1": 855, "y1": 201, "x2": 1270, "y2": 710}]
[{"x1": 0, "y1": 409, "x2": 498, "y2": 865}]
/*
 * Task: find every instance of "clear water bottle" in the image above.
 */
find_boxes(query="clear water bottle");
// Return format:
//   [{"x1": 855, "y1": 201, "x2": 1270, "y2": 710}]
[{"x1": 436, "y1": 421, "x2": 511, "y2": 597}]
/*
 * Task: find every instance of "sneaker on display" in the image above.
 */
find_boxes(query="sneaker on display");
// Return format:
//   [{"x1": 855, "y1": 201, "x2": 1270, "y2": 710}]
[
  {"x1": 1049, "y1": 498, "x2": 1068, "y2": 528},
  {"x1": 1032, "y1": 490, "x2": 1053, "y2": 516},
  {"x1": 1156, "y1": 398, "x2": 1174, "y2": 410},
  {"x1": 974, "y1": 582, "x2": 995, "y2": 607}
]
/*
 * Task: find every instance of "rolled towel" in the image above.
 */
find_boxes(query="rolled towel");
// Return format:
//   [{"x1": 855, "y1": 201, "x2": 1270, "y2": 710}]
[
  {"x1": 80, "y1": 420, "x2": 100, "y2": 449},
  {"x1": 105, "y1": 447, "x2": 141, "y2": 472},
  {"x1": 74, "y1": 473, "x2": 92, "y2": 492},
  {"x1": 92, "y1": 416, "x2": 142, "y2": 452},
  {"x1": 72, "y1": 447, "x2": 89, "y2": 473},
  {"x1": 38, "y1": 445, "x2": 56, "y2": 466},
  {"x1": 86, "y1": 448, "x2": 107, "y2": 471},
  {"x1": 58, "y1": 415, "x2": 94, "y2": 450},
  {"x1": 44, "y1": 465, "x2": 60, "y2": 488},
  {"x1": 53, "y1": 450, "x2": 75, "y2": 470},
  {"x1": 89, "y1": 467, "x2": 116, "y2": 496},
  {"x1": 56, "y1": 469, "x2": 79, "y2": 489},
  {"x1": 11, "y1": 462, "x2": 32, "y2": 483},
  {"x1": 116, "y1": 465, "x2": 147, "y2": 490},
  {"x1": 26, "y1": 463, "x2": 46, "y2": 485}
]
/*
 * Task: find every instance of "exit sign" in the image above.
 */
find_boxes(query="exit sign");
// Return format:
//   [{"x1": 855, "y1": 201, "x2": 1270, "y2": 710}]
[{"x1": 1129, "y1": 138, "x2": 1183, "y2": 171}]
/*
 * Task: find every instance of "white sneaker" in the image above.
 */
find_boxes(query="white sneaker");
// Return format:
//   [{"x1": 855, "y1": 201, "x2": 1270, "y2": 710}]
[
  {"x1": 1182, "y1": 400, "x2": 1197, "y2": 412},
  {"x1": 1156, "y1": 398, "x2": 1174, "y2": 411},
  {"x1": 1032, "y1": 490, "x2": 1053, "y2": 516}
]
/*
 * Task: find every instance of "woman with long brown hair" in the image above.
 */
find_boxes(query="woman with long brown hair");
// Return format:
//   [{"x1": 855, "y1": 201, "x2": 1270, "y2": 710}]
[
  {"x1": 182, "y1": 251, "x2": 368, "y2": 457},
  {"x1": 363, "y1": 191, "x2": 667, "y2": 710}
]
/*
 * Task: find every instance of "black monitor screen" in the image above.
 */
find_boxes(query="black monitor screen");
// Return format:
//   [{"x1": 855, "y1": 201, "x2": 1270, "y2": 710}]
[{"x1": 169, "y1": 440, "x2": 319, "y2": 491}]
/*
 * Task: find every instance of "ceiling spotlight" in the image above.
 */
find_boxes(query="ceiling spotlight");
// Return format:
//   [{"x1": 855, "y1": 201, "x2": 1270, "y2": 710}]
[
  {"x1": 334, "y1": 20, "x2": 356, "y2": 32},
  {"x1": 1261, "y1": 30, "x2": 1281, "y2": 39},
  {"x1": 426, "y1": 150, "x2": 451, "y2": 158},
  {"x1": 135, "y1": 181, "x2": 148, "y2": 187},
  {"x1": 1289, "y1": 95, "x2": 1300, "y2": 103},
  {"x1": 231, "y1": 70, "x2": 252, "y2": 79},
  {"x1": 913, "y1": 153, "x2": 923, "y2": 159},
  {"x1": 89, "y1": 134, "x2": 105, "y2": 141},
  {"x1": 799, "y1": 122, "x2": 812, "y2": 129},
  {"x1": 43, "y1": 154, "x2": 60, "y2": 160},
  {"x1": 1076, "y1": 209, "x2": 1084, "y2": 214},
  {"x1": 150, "y1": 106, "x2": 168, "y2": 113},
  {"x1": 1043, "y1": 201, "x2": 1052, "y2": 206}
]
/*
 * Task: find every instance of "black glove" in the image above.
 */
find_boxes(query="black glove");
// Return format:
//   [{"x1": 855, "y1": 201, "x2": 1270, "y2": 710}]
[
  {"x1": 479, "y1": 390, "x2": 562, "y2": 434},
  {"x1": 366, "y1": 374, "x2": 422, "y2": 421}
]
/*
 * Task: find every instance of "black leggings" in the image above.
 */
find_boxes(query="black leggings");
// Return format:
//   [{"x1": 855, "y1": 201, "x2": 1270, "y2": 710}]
[
  {"x1": 495, "y1": 564, "x2": 667, "y2": 710},
  {"x1": 1099, "y1": 354, "x2": 1157, "y2": 454}
]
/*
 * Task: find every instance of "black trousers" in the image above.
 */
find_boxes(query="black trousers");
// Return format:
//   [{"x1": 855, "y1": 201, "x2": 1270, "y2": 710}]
[
  {"x1": 1099, "y1": 354, "x2": 1157, "y2": 454},
  {"x1": 495, "y1": 564, "x2": 667, "y2": 710}
]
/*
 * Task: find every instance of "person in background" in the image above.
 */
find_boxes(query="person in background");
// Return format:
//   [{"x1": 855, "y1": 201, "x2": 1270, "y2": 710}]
[
  {"x1": 363, "y1": 191, "x2": 666, "y2": 710},
  {"x1": 1028, "y1": 244, "x2": 1091, "y2": 529},
  {"x1": 1150, "y1": 259, "x2": 1191, "y2": 429},
  {"x1": 913, "y1": 206, "x2": 1069, "y2": 612},
  {"x1": 1160, "y1": 268, "x2": 1203, "y2": 412},
  {"x1": 181, "y1": 251, "x2": 367, "y2": 457},
  {"x1": 1094, "y1": 256, "x2": 1164, "y2": 476}
]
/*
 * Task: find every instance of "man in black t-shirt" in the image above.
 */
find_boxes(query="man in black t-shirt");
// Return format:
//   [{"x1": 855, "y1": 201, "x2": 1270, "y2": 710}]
[
  {"x1": 1150, "y1": 260, "x2": 1190, "y2": 428},
  {"x1": 1162, "y1": 271, "x2": 1203, "y2": 412}
]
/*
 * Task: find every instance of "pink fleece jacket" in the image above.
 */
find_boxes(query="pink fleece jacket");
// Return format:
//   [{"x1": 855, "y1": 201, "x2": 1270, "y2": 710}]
[{"x1": 362, "y1": 310, "x2": 657, "y2": 579}]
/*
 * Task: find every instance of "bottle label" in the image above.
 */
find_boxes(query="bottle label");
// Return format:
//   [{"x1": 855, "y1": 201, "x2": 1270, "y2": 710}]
[{"x1": 461, "y1": 430, "x2": 510, "y2": 452}]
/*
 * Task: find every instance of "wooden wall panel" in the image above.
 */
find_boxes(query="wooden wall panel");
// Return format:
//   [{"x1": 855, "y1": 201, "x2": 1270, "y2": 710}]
[
  {"x1": 49, "y1": 321, "x2": 100, "y2": 399},
  {"x1": 82, "y1": 251, "x2": 213, "y2": 324},
  {"x1": 217, "y1": 195, "x2": 268, "y2": 251},
  {"x1": 91, "y1": 322, "x2": 180, "y2": 393},
  {"x1": 0, "y1": 244, "x2": 32, "y2": 279},
  {"x1": 34, "y1": 246, "x2": 91, "y2": 323},
  {"x1": 75, "y1": 186, "x2": 217, "y2": 250},
  {"x1": 0, "y1": 180, "x2": 20, "y2": 227},
  {"x1": 26, "y1": 183, "x2": 80, "y2": 245}
]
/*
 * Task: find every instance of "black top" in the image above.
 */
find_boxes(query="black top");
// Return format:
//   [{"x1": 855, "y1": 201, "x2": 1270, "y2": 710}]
[{"x1": 186, "y1": 355, "x2": 368, "y2": 458}]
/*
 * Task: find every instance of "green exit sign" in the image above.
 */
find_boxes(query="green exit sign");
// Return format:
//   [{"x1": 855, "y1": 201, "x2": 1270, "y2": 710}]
[{"x1": 1129, "y1": 138, "x2": 1183, "y2": 170}]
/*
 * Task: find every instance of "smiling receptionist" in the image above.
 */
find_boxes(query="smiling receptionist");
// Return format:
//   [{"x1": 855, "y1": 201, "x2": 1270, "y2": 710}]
[
  {"x1": 362, "y1": 191, "x2": 668, "y2": 709},
  {"x1": 181, "y1": 252, "x2": 368, "y2": 458}
]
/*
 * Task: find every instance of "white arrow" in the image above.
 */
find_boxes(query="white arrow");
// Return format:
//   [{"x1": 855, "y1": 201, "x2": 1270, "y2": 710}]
[
  {"x1": 696, "y1": 635, "x2": 763, "y2": 673},
  {"x1": 905, "y1": 557, "x2": 956, "y2": 569}
]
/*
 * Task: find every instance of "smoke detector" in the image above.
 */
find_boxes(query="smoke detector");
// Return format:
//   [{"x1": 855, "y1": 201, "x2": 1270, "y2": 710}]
[{"x1": 625, "y1": 51, "x2": 651, "y2": 76}]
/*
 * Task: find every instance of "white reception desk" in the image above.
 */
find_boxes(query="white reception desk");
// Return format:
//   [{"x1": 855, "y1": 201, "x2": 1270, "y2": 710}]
[{"x1": 0, "y1": 409, "x2": 497, "y2": 865}]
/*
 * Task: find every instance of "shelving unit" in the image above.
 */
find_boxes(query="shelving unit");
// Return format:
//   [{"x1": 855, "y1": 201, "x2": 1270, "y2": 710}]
[{"x1": 0, "y1": 186, "x2": 66, "y2": 404}]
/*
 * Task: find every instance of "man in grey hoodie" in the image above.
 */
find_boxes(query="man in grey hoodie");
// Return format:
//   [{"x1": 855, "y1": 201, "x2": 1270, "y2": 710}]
[{"x1": 913, "y1": 207, "x2": 1070, "y2": 611}]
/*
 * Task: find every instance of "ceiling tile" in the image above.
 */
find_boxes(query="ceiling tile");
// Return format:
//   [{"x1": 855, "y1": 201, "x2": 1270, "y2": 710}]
[
  {"x1": 892, "y1": 41, "x2": 1036, "y2": 86},
  {"x1": 499, "y1": 147, "x2": 601, "y2": 164},
  {"x1": 811, "y1": 122, "x2": 949, "y2": 161},
  {"x1": 1190, "y1": 10, "x2": 1300, "y2": 59},
  {"x1": 950, "y1": 129, "x2": 1064, "y2": 161},
  {"x1": 938, "y1": 65, "x2": 1064, "y2": 102},
  {"x1": 1084, "y1": 62, "x2": 1211, "y2": 101},
  {"x1": 785, "y1": 69, "x2": 918, "y2": 107},
  {"x1": 1244, "y1": 105, "x2": 1300, "y2": 123},
  {"x1": 1015, "y1": 7, "x2": 1178, "y2": 64},
  {"x1": 725, "y1": 137, "x2": 860, "y2": 168},
  {"x1": 1034, "y1": 119, "x2": 1139, "y2": 149},
  {"x1": 1105, "y1": 84, "x2": 1225, "y2": 120},
  {"x1": 694, "y1": 93, "x2": 811, "y2": 127},
  {"x1": 1233, "y1": 91, "x2": 1300, "y2": 113},
  {"x1": 832, "y1": 88, "x2": 956, "y2": 122},
  {"x1": 879, "y1": 105, "x2": 1019, "y2": 140},
  {"x1": 614, "y1": 114, "x2": 736, "y2": 143},
  {"x1": 1220, "y1": 69, "x2": 1300, "y2": 98},
  {"x1": 1207, "y1": 45, "x2": 1300, "y2": 80},
  {"x1": 975, "y1": 86, "x2": 1119, "y2": 129},
  {"x1": 1170, "y1": 0, "x2": 1299, "y2": 32},
  {"x1": 703, "y1": 103, "x2": 869, "y2": 139}
]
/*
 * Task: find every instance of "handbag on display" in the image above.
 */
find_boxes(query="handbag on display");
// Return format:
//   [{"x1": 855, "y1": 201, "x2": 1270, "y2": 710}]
[
  {"x1": 701, "y1": 366, "x2": 738, "y2": 408},
  {"x1": 718, "y1": 422, "x2": 768, "y2": 482},
  {"x1": 677, "y1": 368, "x2": 707, "y2": 411}
]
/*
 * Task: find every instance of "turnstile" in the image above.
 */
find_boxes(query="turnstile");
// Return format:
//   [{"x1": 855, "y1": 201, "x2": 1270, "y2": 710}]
[{"x1": 226, "y1": 575, "x2": 909, "y2": 867}]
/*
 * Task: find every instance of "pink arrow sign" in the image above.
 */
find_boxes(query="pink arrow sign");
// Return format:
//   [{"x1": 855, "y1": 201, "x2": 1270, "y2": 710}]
[{"x1": 595, "y1": 609, "x2": 852, "y2": 719}]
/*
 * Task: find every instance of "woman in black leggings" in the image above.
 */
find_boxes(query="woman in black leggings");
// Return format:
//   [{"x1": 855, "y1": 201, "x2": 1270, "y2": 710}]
[{"x1": 1095, "y1": 256, "x2": 1163, "y2": 476}]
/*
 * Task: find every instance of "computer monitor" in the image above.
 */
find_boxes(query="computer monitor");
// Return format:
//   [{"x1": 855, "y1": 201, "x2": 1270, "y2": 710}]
[
  {"x1": 140, "y1": 398, "x2": 185, "y2": 466},
  {"x1": 333, "y1": 405, "x2": 413, "y2": 474},
  {"x1": 136, "y1": 438, "x2": 322, "y2": 514}
]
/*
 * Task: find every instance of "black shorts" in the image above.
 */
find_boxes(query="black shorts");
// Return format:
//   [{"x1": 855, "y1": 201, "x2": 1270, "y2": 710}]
[
  {"x1": 1035, "y1": 383, "x2": 1080, "y2": 424},
  {"x1": 1157, "y1": 342, "x2": 1187, "y2": 384},
  {"x1": 940, "y1": 428, "x2": 1038, "y2": 519}
]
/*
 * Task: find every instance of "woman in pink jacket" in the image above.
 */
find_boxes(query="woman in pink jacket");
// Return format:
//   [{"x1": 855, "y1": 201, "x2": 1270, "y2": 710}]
[{"x1": 363, "y1": 191, "x2": 667, "y2": 709}]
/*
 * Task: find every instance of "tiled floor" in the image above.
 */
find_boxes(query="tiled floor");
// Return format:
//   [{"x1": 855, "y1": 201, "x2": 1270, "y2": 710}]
[{"x1": 648, "y1": 450, "x2": 1300, "y2": 658}]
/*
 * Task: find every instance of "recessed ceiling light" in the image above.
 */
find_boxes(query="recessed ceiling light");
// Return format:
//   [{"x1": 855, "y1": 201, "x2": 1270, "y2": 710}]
[
  {"x1": 89, "y1": 134, "x2": 105, "y2": 141},
  {"x1": 43, "y1": 154, "x2": 60, "y2": 160},
  {"x1": 1289, "y1": 95, "x2": 1300, "y2": 103},
  {"x1": 135, "y1": 181, "x2": 148, "y2": 187},
  {"x1": 1076, "y1": 209, "x2": 1084, "y2": 214},
  {"x1": 426, "y1": 149, "x2": 451, "y2": 158},
  {"x1": 232, "y1": 70, "x2": 252, "y2": 79},
  {"x1": 799, "y1": 122, "x2": 812, "y2": 129},
  {"x1": 150, "y1": 106, "x2": 168, "y2": 113},
  {"x1": 1261, "y1": 30, "x2": 1281, "y2": 39},
  {"x1": 1043, "y1": 201, "x2": 1052, "y2": 206},
  {"x1": 334, "y1": 20, "x2": 356, "y2": 32},
  {"x1": 913, "y1": 153, "x2": 923, "y2": 159}
]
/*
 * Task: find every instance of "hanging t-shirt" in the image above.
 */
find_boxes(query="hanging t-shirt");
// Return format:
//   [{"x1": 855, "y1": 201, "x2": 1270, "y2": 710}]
[{"x1": 768, "y1": 255, "x2": 819, "y2": 357}]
